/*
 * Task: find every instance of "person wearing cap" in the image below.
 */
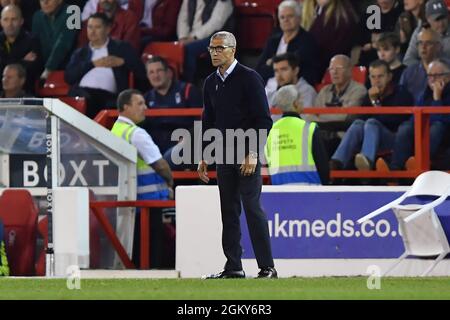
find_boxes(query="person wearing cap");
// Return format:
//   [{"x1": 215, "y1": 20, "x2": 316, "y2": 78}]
[
  {"x1": 388, "y1": 58, "x2": 450, "y2": 170},
  {"x1": 403, "y1": 0, "x2": 450, "y2": 66},
  {"x1": 265, "y1": 85, "x2": 329, "y2": 185}
]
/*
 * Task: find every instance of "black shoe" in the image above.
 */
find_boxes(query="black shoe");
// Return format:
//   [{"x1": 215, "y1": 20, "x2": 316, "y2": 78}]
[
  {"x1": 202, "y1": 270, "x2": 245, "y2": 279},
  {"x1": 329, "y1": 159, "x2": 343, "y2": 171},
  {"x1": 256, "y1": 267, "x2": 278, "y2": 279}
]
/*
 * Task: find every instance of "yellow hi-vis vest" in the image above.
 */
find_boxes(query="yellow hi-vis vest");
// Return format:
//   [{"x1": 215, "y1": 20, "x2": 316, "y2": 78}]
[
  {"x1": 265, "y1": 116, "x2": 321, "y2": 185},
  {"x1": 111, "y1": 120, "x2": 169, "y2": 200}
]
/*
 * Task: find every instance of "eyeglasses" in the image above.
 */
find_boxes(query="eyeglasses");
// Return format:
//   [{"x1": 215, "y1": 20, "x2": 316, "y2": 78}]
[
  {"x1": 328, "y1": 66, "x2": 346, "y2": 72},
  {"x1": 207, "y1": 45, "x2": 234, "y2": 54},
  {"x1": 417, "y1": 40, "x2": 438, "y2": 47},
  {"x1": 427, "y1": 72, "x2": 450, "y2": 79}
]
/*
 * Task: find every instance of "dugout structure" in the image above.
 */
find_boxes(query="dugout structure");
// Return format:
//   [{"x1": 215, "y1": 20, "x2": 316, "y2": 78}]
[{"x1": 0, "y1": 98, "x2": 137, "y2": 271}]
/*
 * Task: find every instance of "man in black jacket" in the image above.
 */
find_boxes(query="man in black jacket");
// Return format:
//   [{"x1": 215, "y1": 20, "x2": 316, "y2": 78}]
[
  {"x1": 197, "y1": 31, "x2": 277, "y2": 279},
  {"x1": 0, "y1": 5, "x2": 41, "y2": 93},
  {"x1": 255, "y1": 0, "x2": 319, "y2": 86},
  {"x1": 65, "y1": 12, "x2": 146, "y2": 118}
]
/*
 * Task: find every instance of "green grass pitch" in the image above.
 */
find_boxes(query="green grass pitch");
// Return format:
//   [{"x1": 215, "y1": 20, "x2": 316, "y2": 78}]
[{"x1": 0, "y1": 277, "x2": 450, "y2": 300}]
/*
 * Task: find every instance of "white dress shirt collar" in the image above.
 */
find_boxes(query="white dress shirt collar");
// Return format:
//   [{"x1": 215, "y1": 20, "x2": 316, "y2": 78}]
[
  {"x1": 117, "y1": 115, "x2": 136, "y2": 125},
  {"x1": 216, "y1": 59, "x2": 238, "y2": 82}
]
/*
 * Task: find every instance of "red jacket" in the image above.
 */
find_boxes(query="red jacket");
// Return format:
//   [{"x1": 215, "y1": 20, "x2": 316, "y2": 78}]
[
  {"x1": 140, "y1": 0, "x2": 182, "y2": 40},
  {"x1": 78, "y1": 7, "x2": 141, "y2": 52}
]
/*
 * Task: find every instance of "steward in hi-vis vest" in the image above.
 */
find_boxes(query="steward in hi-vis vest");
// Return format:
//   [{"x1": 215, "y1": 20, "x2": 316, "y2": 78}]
[
  {"x1": 111, "y1": 89, "x2": 174, "y2": 200},
  {"x1": 265, "y1": 85, "x2": 329, "y2": 185}
]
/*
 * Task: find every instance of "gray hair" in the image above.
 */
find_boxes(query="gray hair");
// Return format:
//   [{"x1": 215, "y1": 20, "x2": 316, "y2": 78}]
[
  {"x1": 429, "y1": 58, "x2": 450, "y2": 72},
  {"x1": 330, "y1": 54, "x2": 352, "y2": 69},
  {"x1": 278, "y1": 0, "x2": 302, "y2": 18},
  {"x1": 210, "y1": 31, "x2": 236, "y2": 47},
  {"x1": 272, "y1": 85, "x2": 299, "y2": 112}
]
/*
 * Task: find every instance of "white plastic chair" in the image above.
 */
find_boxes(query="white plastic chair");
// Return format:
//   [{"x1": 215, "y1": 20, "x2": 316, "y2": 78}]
[{"x1": 357, "y1": 171, "x2": 450, "y2": 277}]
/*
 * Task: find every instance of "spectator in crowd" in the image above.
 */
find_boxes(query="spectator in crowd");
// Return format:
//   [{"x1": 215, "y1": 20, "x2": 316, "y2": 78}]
[
  {"x1": 65, "y1": 13, "x2": 147, "y2": 118},
  {"x1": 301, "y1": 0, "x2": 359, "y2": 79},
  {"x1": 265, "y1": 52, "x2": 317, "y2": 107},
  {"x1": 308, "y1": 56, "x2": 367, "y2": 125},
  {"x1": 111, "y1": 88, "x2": 174, "y2": 268},
  {"x1": 176, "y1": 0, "x2": 234, "y2": 82},
  {"x1": 265, "y1": 84, "x2": 329, "y2": 185},
  {"x1": 0, "y1": 5, "x2": 41, "y2": 93},
  {"x1": 140, "y1": 0, "x2": 183, "y2": 48},
  {"x1": 307, "y1": 55, "x2": 367, "y2": 155},
  {"x1": 78, "y1": 0, "x2": 141, "y2": 51},
  {"x1": 403, "y1": 0, "x2": 450, "y2": 66},
  {"x1": 256, "y1": 0, "x2": 319, "y2": 86},
  {"x1": 81, "y1": 0, "x2": 134, "y2": 20},
  {"x1": 143, "y1": 55, "x2": 202, "y2": 154},
  {"x1": 396, "y1": 0, "x2": 427, "y2": 57},
  {"x1": 32, "y1": 0, "x2": 78, "y2": 80},
  {"x1": 0, "y1": 0, "x2": 40, "y2": 32},
  {"x1": 0, "y1": 63, "x2": 31, "y2": 97},
  {"x1": 389, "y1": 58, "x2": 450, "y2": 170},
  {"x1": 400, "y1": 27, "x2": 442, "y2": 103},
  {"x1": 330, "y1": 60, "x2": 414, "y2": 171},
  {"x1": 374, "y1": 32, "x2": 406, "y2": 85},
  {"x1": 356, "y1": 0, "x2": 403, "y2": 69}
]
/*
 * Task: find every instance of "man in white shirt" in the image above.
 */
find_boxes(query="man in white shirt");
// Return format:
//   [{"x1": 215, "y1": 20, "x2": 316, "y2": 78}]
[
  {"x1": 265, "y1": 52, "x2": 317, "y2": 108},
  {"x1": 176, "y1": 0, "x2": 234, "y2": 82},
  {"x1": 111, "y1": 88, "x2": 174, "y2": 268},
  {"x1": 65, "y1": 12, "x2": 146, "y2": 118}
]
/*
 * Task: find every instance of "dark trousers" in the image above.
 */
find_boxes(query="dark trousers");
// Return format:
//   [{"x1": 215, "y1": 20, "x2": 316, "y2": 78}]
[
  {"x1": 216, "y1": 163, "x2": 274, "y2": 271},
  {"x1": 132, "y1": 208, "x2": 165, "y2": 269},
  {"x1": 69, "y1": 86, "x2": 117, "y2": 119}
]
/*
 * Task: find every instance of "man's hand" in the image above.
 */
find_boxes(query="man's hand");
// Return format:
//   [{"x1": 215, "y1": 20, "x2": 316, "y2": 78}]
[
  {"x1": 368, "y1": 86, "x2": 381, "y2": 102},
  {"x1": 93, "y1": 56, "x2": 124, "y2": 68},
  {"x1": 240, "y1": 153, "x2": 257, "y2": 176},
  {"x1": 197, "y1": 160, "x2": 209, "y2": 183},
  {"x1": 23, "y1": 51, "x2": 37, "y2": 62},
  {"x1": 40, "y1": 69, "x2": 50, "y2": 80},
  {"x1": 179, "y1": 37, "x2": 195, "y2": 45},
  {"x1": 168, "y1": 186, "x2": 174, "y2": 200},
  {"x1": 105, "y1": 55, "x2": 124, "y2": 67},
  {"x1": 432, "y1": 80, "x2": 445, "y2": 101}
]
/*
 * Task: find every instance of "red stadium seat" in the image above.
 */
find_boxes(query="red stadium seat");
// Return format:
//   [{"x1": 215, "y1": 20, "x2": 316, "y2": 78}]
[
  {"x1": 234, "y1": 0, "x2": 282, "y2": 50},
  {"x1": 142, "y1": 42, "x2": 185, "y2": 79},
  {"x1": 0, "y1": 190, "x2": 38, "y2": 276},
  {"x1": 35, "y1": 70, "x2": 70, "y2": 97},
  {"x1": 315, "y1": 66, "x2": 367, "y2": 92},
  {"x1": 59, "y1": 96, "x2": 87, "y2": 114}
]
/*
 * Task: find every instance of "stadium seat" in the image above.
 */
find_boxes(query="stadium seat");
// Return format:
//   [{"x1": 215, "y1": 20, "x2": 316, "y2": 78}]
[
  {"x1": 358, "y1": 171, "x2": 450, "y2": 276},
  {"x1": 234, "y1": 0, "x2": 282, "y2": 50},
  {"x1": 35, "y1": 70, "x2": 70, "y2": 97},
  {"x1": 142, "y1": 42, "x2": 184, "y2": 79},
  {"x1": 0, "y1": 189, "x2": 38, "y2": 276},
  {"x1": 315, "y1": 66, "x2": 367, "y2": 92},
  {"x1": 59, "y1": 96, "x2": 87, "y2": 114}
]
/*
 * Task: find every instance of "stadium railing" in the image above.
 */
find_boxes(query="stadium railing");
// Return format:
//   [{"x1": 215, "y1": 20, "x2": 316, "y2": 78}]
[
  {"x1": 90, "y1": 200, "x2": 175, "y2": 269},
  {"x1": 94, "y1": 106, "x2": 450, "y2": 181}
]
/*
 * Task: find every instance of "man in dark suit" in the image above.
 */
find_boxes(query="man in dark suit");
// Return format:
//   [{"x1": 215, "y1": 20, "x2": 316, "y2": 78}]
[
  {"x1": 197, "y1": 31, "x2": 277, "y2": 279},
  {"x1": 255, "y1": 0, "x2": 319, "y2": 86},
  {"x1": 65, "y1": 12, "x2": 147, "y2": 118}
]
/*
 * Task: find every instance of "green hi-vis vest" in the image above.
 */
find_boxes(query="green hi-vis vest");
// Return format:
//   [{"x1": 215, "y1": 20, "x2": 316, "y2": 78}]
[
  {"x1": 265, "y1": 116, "x2": 321, "y2": 185},
  {"x1": 111, "y1": 120, "x2": 169, "y2": 200}
]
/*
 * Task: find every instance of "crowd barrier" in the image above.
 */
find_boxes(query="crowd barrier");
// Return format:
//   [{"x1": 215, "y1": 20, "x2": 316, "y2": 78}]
[{"x1": 95, "y1": 106, "x2": 450, "y2": 181}]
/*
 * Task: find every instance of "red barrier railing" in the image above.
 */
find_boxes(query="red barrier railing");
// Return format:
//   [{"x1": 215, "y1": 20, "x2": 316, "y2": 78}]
[
  {"x1": 89, "y1": 200, "x2": 175, "y2": 269},
  {"x1": 94, "y1": 106, "x2": 450, "y2": 180}
]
